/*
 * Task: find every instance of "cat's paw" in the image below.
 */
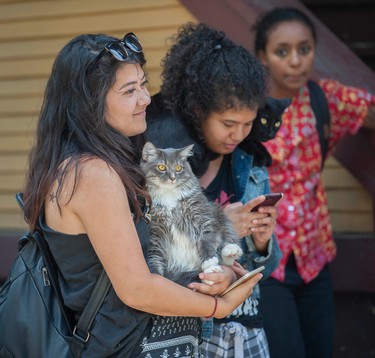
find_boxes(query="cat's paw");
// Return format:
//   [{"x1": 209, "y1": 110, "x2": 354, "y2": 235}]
[
  {"x1": 221, "y1": 244, "x2": 243, "y2": 266},
  {"x1": 201, "y1": 257, "x2": 223, "y2": 285}
]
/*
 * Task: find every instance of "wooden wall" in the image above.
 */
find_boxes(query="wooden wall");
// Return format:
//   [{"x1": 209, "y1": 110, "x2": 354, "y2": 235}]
[
  {"x1": 322, "y1": 158, "x2": 372, "y2": 231},
  {"x1": 0, "y1": 0, "x2": 373, "y2": 234},
  {"x1": 0, "y1": 0, "x2": 196, "y2": 231}
]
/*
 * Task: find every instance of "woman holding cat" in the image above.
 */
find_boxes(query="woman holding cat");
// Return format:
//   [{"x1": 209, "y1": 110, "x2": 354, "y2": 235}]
[
  {"x1": 252, "y1": 7, "x2": 375, "y2": 358},
  {"x1": 146, "y1": 23, "x2": 282, "y2": 358},
  {"x1": 21, "y1": 32, "x2": 263, "y2": 357}
]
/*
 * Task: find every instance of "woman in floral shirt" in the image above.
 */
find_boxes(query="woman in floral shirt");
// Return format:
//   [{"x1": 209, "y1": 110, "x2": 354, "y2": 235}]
[{"x1": 253, "y1": 7, "x2": 375, "y2": 358}]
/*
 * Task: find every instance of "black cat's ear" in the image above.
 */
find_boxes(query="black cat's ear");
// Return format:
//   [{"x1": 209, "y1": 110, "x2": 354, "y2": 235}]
[
  {"x1": 142, "y1": 141, "x2": 158, "y2": 162},
  {"x1": 179, "y1": 144, "x2": 194, "y2": 160}
]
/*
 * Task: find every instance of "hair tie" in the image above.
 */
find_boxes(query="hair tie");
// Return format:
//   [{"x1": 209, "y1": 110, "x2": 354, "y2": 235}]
[{"x1": 214, "y1": 44, "x2": 222, "y2": 50}]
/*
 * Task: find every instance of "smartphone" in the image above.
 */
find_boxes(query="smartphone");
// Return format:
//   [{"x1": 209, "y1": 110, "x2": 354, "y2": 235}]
[
  {"x1": 220, "y1": 266, "x2": 265, "y2": 296},
  {"x1": 251, "y1": 192, "x2": 283, "y2": 212}
]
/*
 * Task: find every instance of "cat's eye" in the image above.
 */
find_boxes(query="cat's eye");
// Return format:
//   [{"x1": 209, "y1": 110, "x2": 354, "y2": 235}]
[
  {"x1": 175, "y1": 165, "x2": 183, "y2": 172},
  {"x1": 157, "y1": 164, "x2": 167, "y2": 171},
  {"x1": 261, "y1": 117, "x2": 268, "y2": 125},
  {"x1": 275, "y1": 121, "x2": 281, "y2": 128}
]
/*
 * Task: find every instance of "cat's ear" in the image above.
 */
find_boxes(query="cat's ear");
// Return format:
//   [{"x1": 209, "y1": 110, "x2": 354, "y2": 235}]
[
  {"x1": 142, "y1": 141, "x2": 158, "y2": 162},
  {"x1": 262, "y1": 96, "x2": 277, "y2": 112},
  {"x1": 178, "y1": 144, "x2": 194, "y2": 160}
]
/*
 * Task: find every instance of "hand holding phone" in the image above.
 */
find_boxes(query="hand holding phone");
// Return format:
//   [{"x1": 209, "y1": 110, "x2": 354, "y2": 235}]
[
  {"x1": 220, "y1": 266, "x2": 265, "y2": 296},
  {"x1": 251, "y1": 193, "x2": 283, "y2": 212}
]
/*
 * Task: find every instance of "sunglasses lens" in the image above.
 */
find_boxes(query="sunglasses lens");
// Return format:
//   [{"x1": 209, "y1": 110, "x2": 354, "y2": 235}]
[
  {"x1": 124, "y1": 32, "x2": 142, "y2": 53},
  {"x1": 87, "y1": 34, "x2": 143, "y2": 75},
  {"x1": 107, "y1": 42, "x2": 128, "y2": 61}
]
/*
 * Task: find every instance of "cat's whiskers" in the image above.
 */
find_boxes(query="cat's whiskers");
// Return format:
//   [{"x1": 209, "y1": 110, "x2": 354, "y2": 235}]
[{"x1": 147, "y1": 179, "x2": 201, "y2": 208}]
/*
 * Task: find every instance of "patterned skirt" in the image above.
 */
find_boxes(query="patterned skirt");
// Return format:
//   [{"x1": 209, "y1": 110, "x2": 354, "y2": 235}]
[{"x1": 136, "y1": 315, "x2": 202, "y2": 358}]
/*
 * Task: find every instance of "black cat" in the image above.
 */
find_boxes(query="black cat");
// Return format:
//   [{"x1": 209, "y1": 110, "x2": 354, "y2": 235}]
[{"x1": 242, "y1": 97, "x2": 291, "y2": 167}]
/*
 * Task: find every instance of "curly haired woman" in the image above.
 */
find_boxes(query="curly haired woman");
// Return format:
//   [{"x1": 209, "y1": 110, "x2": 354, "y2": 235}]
[{"x1": 146, "y1": 23, "x2": 282, "y2": 358}]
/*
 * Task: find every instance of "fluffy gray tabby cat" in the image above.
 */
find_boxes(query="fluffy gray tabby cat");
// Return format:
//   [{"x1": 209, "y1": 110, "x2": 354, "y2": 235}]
[{"x1": 141, "y1": 141, "x2": 243, "y2": 287}]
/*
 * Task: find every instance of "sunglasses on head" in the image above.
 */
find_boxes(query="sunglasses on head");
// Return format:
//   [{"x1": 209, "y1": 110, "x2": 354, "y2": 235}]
[{"x1": 86, "y1": 32, "x2": 143, "y2": 75}]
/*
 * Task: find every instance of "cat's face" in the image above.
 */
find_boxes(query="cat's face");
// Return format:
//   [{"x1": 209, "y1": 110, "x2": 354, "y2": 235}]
[
  {"x1": 141, "y1": 142, "x2": 195, "y2": 190},
  {"x1": 251, "y1": 97, "x2": 291, "y2": 141}
]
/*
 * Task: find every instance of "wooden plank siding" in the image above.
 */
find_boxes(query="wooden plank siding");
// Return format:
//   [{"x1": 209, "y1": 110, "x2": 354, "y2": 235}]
[
  {"x1": 0, "y1": 0, "x2": 196, "y2": 230},
  {"x1": 322, "y1": 157, "x2": 372, "y2": 232}
]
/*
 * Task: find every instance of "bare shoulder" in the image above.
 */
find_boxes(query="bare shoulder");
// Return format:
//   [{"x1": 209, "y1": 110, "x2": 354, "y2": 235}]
[
  {"x1": 46, "y1": 157, "x2": 128, "y2": 234},
  {"x1": 79, "y1": 157, "x2": 120, "y2": 182},
  {"x1": 73, "y1": 157, "x2": 127, "y2": 203},
  {"x1": 55, "y1": 157, "x2": 124, "y2": 203}
]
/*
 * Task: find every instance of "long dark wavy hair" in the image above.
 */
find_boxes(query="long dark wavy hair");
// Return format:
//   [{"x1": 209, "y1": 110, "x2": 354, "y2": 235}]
[
  {"x1": 159, "y1": 22, "x2": 266, "y2": 146},
  {"x1": 23, "y1": 33, "x2": 150, "y2": 229}
]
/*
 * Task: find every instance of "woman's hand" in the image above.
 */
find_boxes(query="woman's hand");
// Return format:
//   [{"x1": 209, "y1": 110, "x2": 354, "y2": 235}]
[
  {"x1": 232, "y1": 261, "x2": 248, "y2": 277},
  {"x1": 250, "y1": 204, "x2": 277, "y2": 251},
  {"x1": 188, "y1": 261, "x2": 252, "y2": 295},
  {"x1": 214, "y1": 272, "x2": 263, "y2": 318},
  {"x1": 188, "y1": 265, "x2": 236, "y2": 296},
  {"x1": 187, "y1": 261, "x2": 262, "y2": 317},
  {"x1": 223, "y1": 196, "x2": 268, "y2": 238},
  {"x1": 224, "y1": 196, "x2": 277, "y2": 253}
]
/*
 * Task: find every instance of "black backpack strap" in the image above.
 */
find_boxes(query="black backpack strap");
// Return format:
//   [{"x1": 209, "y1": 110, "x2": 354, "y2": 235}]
[
  {"x1": 16, "y1": 193, "x2": 75, "y2": 333},
  {"x1": 16, "y1": 193, "x2": 111, "y2": 358},
  {"x1": 35, "y1": 230, "x2": 111, "y2": 358},
  {"x1": 32, "y1": 230, "x2": 76, "y2": 332},
  {"x1": 71, "y1": 270, "x2": 111, "y2": 357},
  {"x1": 308, "y1": 80, "x2": 331, "y2": 168}
]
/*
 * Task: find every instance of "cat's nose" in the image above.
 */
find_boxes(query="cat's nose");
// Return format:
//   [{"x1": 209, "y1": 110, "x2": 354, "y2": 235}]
[{"x1": 169, "y1": 176, "x2": 176, "y2": 182}]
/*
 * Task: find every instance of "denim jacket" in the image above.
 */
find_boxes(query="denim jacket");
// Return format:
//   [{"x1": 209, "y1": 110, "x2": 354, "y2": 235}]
[
  {"x1": 232, "y1": 147, "x2": 281, "y2": 279},
  {"x1": 201, "y1": 147, "x2": 282, "y2": 338}
]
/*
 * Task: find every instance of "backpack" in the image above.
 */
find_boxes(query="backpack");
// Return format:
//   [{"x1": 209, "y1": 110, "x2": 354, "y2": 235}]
[
  {"x1": 308, "y1": 80, "x2": 331, "y2": 168},
  {"x1": 0, "y1": 193, "x2": 111, "y2": 358}
]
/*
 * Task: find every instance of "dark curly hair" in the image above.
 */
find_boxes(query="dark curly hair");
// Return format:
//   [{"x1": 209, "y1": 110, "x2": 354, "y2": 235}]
[{"x1": 160, "y1": 23, "x2": 266, "y2": 143}]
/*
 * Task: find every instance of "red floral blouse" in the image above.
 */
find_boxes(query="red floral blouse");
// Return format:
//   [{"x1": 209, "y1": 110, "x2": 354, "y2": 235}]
[{"x1": 264, "y1": 79, "x2": 375, "y2": 283}]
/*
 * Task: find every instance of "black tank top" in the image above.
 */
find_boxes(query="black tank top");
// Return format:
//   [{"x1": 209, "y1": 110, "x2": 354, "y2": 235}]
[{"x1": 40, "y1": 214, "x2": 151, "y2": 357}]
